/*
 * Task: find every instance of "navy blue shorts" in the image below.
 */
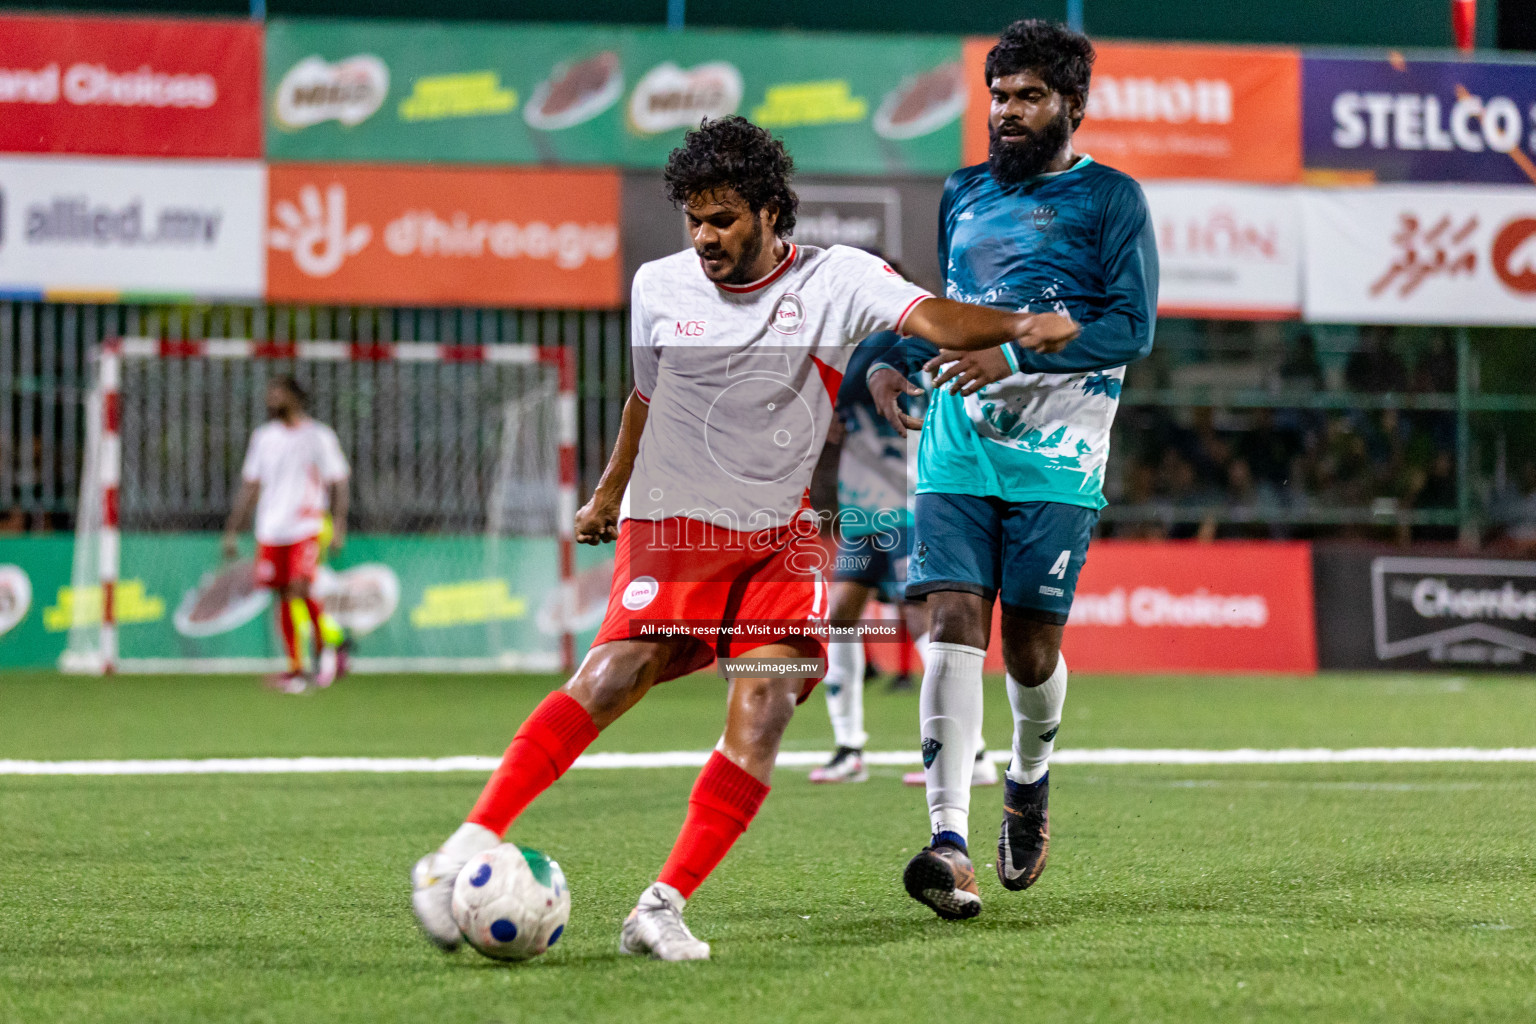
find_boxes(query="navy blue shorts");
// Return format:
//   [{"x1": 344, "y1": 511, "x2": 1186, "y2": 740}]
[
  {"x1": 906, "y1": 493, "x2": 1098, "y2": 625},
  {"x1": 832, "y1": 526, "x2": 911, "y2": 604}
]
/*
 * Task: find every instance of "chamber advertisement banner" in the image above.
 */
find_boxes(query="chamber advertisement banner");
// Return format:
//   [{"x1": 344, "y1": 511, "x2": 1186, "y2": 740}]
[
  {"x1": 1302, "y1": 185, "x2": 1536, "y2": 325},
  {"x1": 1143, "y1": 183, "x2": 1302, "y2": 318},
  {"x1": 1302, "y1": 54, "x2": 1536, "y2": 185},
  {"x1": 265, "y1": 164, "x2": 622, "y2": 308},
  {"x1": 0, "y1": 155, "x2": 265, "y2": 301},
  {"x1": 1313, "y1": 547, "x2": 1536, "y2": 671},
  {"x1": 0, "y1": 14, "x2": 262, "y2": 159},
  {"x1": 962, "y1": 39, "x2": 1302, "y2": 183},
  {"x1": 264, "y1": 20, "x2": 964, "y2": 175}
]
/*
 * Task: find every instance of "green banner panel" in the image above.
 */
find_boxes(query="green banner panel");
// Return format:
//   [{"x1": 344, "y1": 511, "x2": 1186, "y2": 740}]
[
  {"x1": 265, "y1": 20, "x2": 966, "y2": 176},
  {"x1": 0, "y1": 533, "x2": 618, "y2": 672}
]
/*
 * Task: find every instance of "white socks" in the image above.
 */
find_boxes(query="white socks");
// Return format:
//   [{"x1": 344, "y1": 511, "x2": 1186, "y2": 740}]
[
  {"x1": 920, "y1": 642, "x2": 986, "y2": 838},
  {"x1": 822, "y1": 637, "x2": 867, "y2": 750},
  {"x1": 1006, "y1": 653, "x2": 1067, "y2": 785}
]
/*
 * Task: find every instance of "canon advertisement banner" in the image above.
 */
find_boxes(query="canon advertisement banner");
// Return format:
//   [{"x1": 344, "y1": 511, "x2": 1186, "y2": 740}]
[
  {"x1": 266, "y1": 164, "x2": 622, "y2": 308},
  {"x1": 1143, "y1": 183, "x2": 1302, "y2": 318},
  {"x1": 1314, "y1": 548, "x2": 1536, "y2": 670},
  {"x1": 0, "y1": 14, "x2": 261, "y2": 158},
  {"x1": 977, "y1": 540, "x2": 1318, "y2": 674},
  {"x1": 963, "y1": 41, "x2": 1302, "y2": 183},
  {"x1": 1303, "y1": 185, "x2": 1536, "y2": 324},
  {"x1": 0, "y1": 155, "x2": 264, "y2": 300},
  {"x1": 1303, "y1": 55, "x2": 1536, "y2": 185}
]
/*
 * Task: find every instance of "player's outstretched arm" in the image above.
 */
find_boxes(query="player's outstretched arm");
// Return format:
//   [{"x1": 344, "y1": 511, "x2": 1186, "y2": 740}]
[
  {"x1": 575, "y1": 389, "x2": 649, "y2": 545},
  {"x1": 902, "y1": 297, "x2": 1079, "y2": 355},
  {"x1": 222, "y1": 480, "x2": 260, "y2": 560}
]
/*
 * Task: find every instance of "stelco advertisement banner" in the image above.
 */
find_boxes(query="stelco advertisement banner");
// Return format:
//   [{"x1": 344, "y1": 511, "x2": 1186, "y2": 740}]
[
  {"x1": 265, "y1": 164, "x2": 622, "y2": 308},
  {"x1": 1143, "y1": 183, "x2": 1302, "y2": 318},
  {"x1": 1302, "y1": 185, "x2": 1536, "y2": 325},
  {"x1": 1303, "y1": 54, "x2": 1536, "y2": 185},
  {"x1": 264, "y1": 20, "x2": 966, "y2": 176},
  {"x1": 0, "y1": 155, "x2": 266, "y2": 301},
  {"x1": 962, "y1": 40, "x2": 1302, "y2": 182},
  {"x1": 979, "y1": 540, "x2": 1318, "y2": 674},
  {"x1": 0, "y1": 14, "x2": 262, "y2": 159}
]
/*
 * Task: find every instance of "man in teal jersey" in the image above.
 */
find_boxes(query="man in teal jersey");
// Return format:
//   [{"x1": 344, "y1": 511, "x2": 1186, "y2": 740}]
[{"x1": 870, "y1": 19, "x2": 1158, "y2": 920}]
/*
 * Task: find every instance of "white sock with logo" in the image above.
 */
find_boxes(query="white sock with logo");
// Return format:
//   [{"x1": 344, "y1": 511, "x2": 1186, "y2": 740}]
[
  {"x1": 1006, "y1": 653, "x2": 1067, "y2": 785},
  {"x1": 823, "y1": 638, "x2": 867, "y2": 750},
  {"x1": 920, "y1": 642, "x2": 985, "y2": 839}
]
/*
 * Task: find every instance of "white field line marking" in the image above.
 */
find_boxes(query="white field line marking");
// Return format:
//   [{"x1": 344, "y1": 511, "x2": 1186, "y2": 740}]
[{"x1": 3, "y1": 748, "x2": 1536, "y2": 776}]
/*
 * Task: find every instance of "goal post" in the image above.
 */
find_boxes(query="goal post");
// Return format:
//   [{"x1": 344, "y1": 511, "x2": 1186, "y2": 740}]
[{"x1": 64, "y1": 337, "x2": 577, "y2": 675}]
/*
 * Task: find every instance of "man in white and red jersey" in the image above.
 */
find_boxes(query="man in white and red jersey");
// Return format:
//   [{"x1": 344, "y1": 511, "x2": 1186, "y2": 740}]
[
  {"x1": 410, "y1": 116, "x2": 1079, "y2": 961},
  {"x1": 222, "y1": 375, "x2": 350, "y2": 694}
]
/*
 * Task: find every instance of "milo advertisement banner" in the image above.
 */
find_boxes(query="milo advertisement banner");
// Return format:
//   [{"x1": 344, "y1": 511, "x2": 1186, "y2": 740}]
[
  {"x1": 0, "y1": 533, "x2": 602, "y2": 672},
  {"x1": 265, "y1": 19, "x2": 965, "y2": 175}
]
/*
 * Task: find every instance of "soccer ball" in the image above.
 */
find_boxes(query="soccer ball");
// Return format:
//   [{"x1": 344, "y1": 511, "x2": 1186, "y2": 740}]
[{"x1": 450, "y1": 843, "x2": 570, "y2": 961}]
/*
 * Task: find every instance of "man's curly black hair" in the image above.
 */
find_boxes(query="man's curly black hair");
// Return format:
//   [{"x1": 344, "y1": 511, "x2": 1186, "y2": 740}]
[
  {"x1": 985, "y1": 19, "x2": 1095, "y2": 128},
  {"x1": 663, "y1": 115, "x2": 798, "y2": 237}
]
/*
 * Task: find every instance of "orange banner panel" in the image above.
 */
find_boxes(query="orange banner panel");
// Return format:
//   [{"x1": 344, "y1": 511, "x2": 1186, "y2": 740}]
[
  {"x1": 963, "y1": 39, "x2": 1301, "y2": 183},
  {"x1": 266, "y1": 164, "x2": 622, "y2": 308}
]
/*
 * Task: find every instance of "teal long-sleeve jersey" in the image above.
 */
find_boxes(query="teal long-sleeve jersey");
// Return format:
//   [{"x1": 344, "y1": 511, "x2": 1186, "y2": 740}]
[{"x1": 918, "y1": 155, "x2": 1159, "y2": 509}]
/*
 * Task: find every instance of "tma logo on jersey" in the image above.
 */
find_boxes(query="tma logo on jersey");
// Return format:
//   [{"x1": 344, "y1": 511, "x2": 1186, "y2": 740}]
[{"x1": 770, "y1": 293, "x2": 805, "y2": 335}]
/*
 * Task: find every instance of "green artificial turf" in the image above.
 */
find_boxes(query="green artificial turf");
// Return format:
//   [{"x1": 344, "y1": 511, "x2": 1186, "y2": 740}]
[{"x1": 1, "y1": 671, "x2": 1534, "y2": 1023}]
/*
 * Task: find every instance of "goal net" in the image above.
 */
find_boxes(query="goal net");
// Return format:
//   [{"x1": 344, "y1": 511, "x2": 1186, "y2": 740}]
[{"x1": 64, "y1": 337, "x2": 575, "y2": 675}]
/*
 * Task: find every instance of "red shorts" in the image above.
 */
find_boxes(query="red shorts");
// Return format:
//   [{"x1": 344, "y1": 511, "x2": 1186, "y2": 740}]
[
  {"x1": 592, "y1": 517, "x2": 830, "y2": 695},
  {"x1": 255, "y1": 537, "x2": 320, "y2": 589}
]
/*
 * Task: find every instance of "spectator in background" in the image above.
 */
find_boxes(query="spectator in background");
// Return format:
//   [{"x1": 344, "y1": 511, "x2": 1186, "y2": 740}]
[
  {"x1": 1276, "y1": 332, "x2": 1324, "y2": 391},
  {"x1": 1345, "y1": 325, "x2": 1409, "y2": 393},
  {"x1": 1411, "y1": 332, "x2": 1457, "y2": 393}
]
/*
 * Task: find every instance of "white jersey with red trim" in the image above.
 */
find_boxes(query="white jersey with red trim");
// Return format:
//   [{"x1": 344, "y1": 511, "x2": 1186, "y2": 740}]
[
  {"x1": 624, "y1": 243, "x2": 931, "y2": 530},
  {"x1": 241, "y1": 417, "x2": 350, "y2": 546}
]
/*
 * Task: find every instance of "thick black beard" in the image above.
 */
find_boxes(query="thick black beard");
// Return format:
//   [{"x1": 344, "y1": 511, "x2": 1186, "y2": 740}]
[
  {"x1": 718, "y1": 218, "x2": 767, "y2": 285},
  {"x1": 988, "y1": 110, "x2": 1074, "y2": 185}
]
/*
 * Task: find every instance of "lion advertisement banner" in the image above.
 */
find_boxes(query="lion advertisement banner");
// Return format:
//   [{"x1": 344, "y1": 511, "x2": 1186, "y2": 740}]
[
  {"x1": 1302, "y1": 185, "x2": 1536, "y2": 325},
  {"x1": 0, "y1": 14, "x2": 262, "y2": 158},
  {"x1": 962, "y1": 39, "x2": 1302, "y2": 182},
  {"x1": 265, "y1": 164, "x2": 622, "y2": 308},
  {"x1": 1143, "y1": 183, "x2": 1302, "y2": 318},
  {"x1": 978, "y1": 540, "x2": 1317, "y2": 674},
  {"x1": 264, "y1": 20, "x2": 964, "y2": 175},
  {"x1": 1302, "y1": 54, "x2": 1536, "y2": 185},
  {"x1": 0, "y1": 533, "x2": 589, "y2": 671},
  {"x1": 0, "y1": 155, "x2": 266, "y2": 302}
]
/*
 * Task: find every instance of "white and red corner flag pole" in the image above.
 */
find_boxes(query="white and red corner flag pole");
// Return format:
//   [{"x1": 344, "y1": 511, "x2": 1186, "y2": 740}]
[{"x1": 1453, "y1": 0, "x2": 1476, "y2": 52}]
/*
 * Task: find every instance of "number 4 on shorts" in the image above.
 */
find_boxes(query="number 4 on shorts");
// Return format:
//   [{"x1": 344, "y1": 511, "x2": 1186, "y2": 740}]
[{"x1": 1048, "y1": 550, "x2": 1071, "y2": 579}]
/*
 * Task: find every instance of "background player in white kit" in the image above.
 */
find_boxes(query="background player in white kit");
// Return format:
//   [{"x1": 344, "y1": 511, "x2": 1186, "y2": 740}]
[
  {"x1": 408, "y1": 116, "x2": 1074, "y2": 963},
  {"x1": 223, "y1": 376, "x2": 351, "y2": 694}
]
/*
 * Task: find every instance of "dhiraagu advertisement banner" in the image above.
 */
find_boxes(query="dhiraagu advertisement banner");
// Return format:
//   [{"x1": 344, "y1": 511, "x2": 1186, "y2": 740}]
[
  {"x1": 0, "y1": 533, "x2": 607, "y2": 672},
  {"x1": 265, "y1": 19, "x2": 965, "y2": 175}
]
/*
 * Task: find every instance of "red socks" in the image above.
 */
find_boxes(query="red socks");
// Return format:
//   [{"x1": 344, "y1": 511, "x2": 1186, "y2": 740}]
[
  {"x1": 304, "y1": 596, "x2": 325, "y2": 660},
  {"x1": 467, "y1": 691, "x2": 599, "y2": 836},
  {"x1": 658, "y1": 751, "x2": 770, "y2": 899},
  {"x1": 277, "y1": 597, "x2": 301, "y2": 671}
]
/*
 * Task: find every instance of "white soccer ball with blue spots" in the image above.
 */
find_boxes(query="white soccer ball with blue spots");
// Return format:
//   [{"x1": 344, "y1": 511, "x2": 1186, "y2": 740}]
[{"x1": 450, "y1": 843, "x2": 570, "y2": 961}]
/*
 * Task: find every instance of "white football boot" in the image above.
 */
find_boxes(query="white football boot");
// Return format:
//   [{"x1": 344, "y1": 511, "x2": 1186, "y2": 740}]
[
  {"x1": 314, "y1": 645, "x2": 339, "y2": 688},
  {"x1": 619, "y1": 882, "x2": 711, "y2": 961},
  {"x1": 809, "y1": 746, "x2": 868, "y2": 784},
  {"x1": 410, "y1": 822, "x2": 499, "y2": 950}
]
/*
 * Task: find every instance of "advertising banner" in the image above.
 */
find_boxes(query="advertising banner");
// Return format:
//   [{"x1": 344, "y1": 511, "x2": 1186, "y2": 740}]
[
  {"x1": 0, "y1": 14, "x2": 261, "y2": 158},
  {"x1": 265, "y1": 20, "x2": 965, "y2": 175},
  {"x1": 0, "y1": 535, "x2": 71, "y2": 669},
  {"x1": 265, "y1": 164, "x2": 622, "y2": 308},
  {"x1": 1314, "y1": 547, "x2": 1536, "y2": 670},
  {"x1": 1143, "y1": 183, "x2": 1302, "y2": 318},
  {"x1": 1303, "y1": 54, "x2": 1536, "y2": 185},
  {"x1": 996, "y1": 540, "x2": 1318, "y2": 674},
  {"x1": 1302, "y1": 185, "x2": 1536, "y2": 325},
  {"x1": 623, "y1": 171, "x2": 946, "y2": 293},
  {"x1": 0, "y1": 155, "x2": 265, "y2": 301},
  {"x1": 962, "y1": 39, "x2": 1302, "y2": 183}
]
